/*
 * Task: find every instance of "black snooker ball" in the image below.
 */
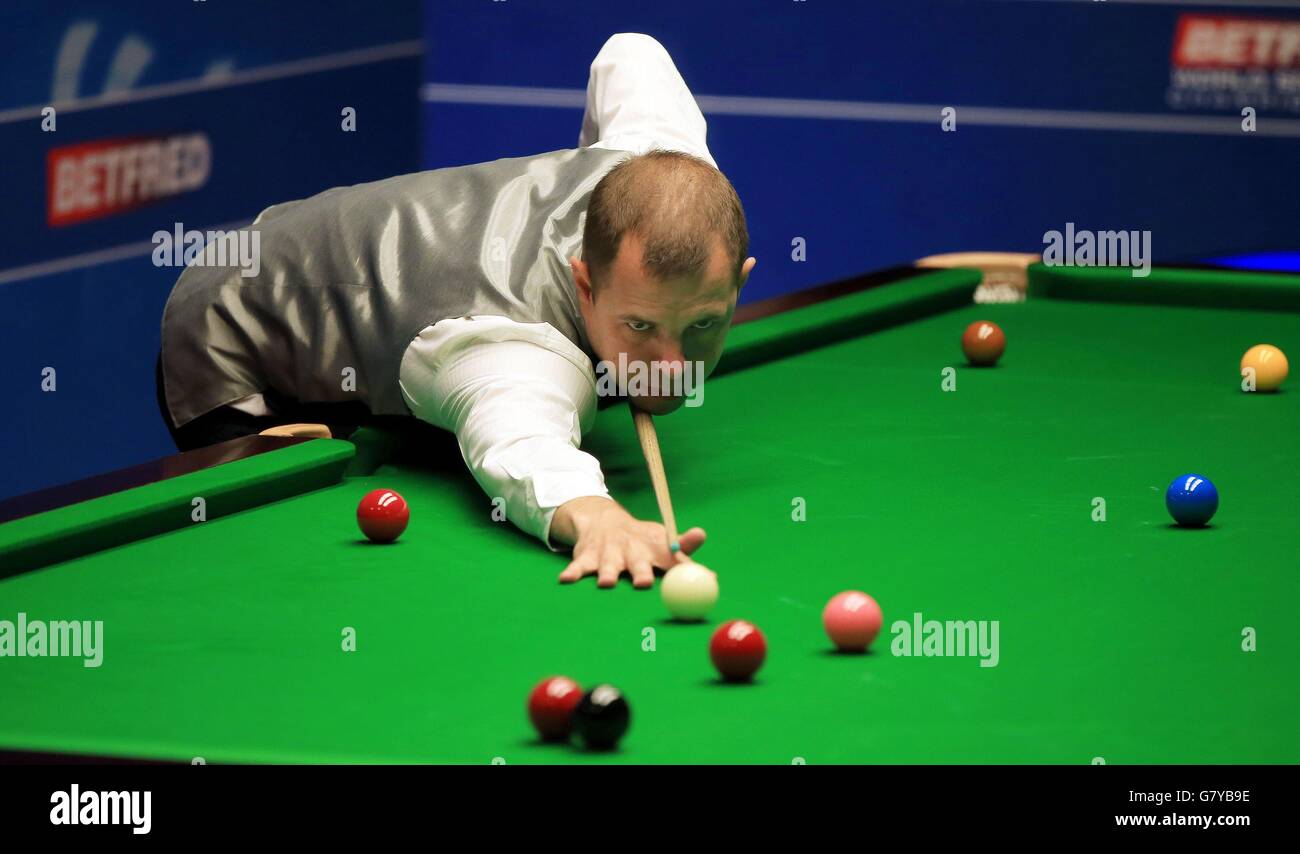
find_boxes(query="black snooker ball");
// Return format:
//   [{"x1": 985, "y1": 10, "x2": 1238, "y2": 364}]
[{"x1": 572, "y1": 684, "x2": 630, "y2": 751}]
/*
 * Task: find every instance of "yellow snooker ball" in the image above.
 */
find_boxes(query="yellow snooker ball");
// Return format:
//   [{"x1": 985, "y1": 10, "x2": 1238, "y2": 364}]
[
  {"x1": 1241, "y1": 344, "x2": 1289, "y2": 393},
  {"x1": 660, "y1": 560, "x2": 719, "y2": 621}
]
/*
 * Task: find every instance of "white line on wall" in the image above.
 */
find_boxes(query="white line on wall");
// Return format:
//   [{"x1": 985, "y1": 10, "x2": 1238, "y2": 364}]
[
  {"x1": 0, "y1": 40, "x2": 424, "y2": 125},
  {"x1": 422, "y1": 82, "x2": 1300, "y2": 139}
]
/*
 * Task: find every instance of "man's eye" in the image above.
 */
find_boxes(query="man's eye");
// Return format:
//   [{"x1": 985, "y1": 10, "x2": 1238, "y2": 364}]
[
  {"x1": 628, "y1": 321, "x2": 652, "y2": 332},
  {"x1": 692, "y1": 319, "x2": 716, "y2": 330}
]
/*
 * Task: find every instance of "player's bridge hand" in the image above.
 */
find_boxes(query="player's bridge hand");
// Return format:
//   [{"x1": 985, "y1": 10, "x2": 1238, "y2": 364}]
[{"x1": 553, "y1": 497, "x2": 705, "y2": 589}]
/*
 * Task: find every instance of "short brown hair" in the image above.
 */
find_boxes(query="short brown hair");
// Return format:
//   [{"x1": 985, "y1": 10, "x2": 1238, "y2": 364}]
[{"x1": 583, "y1": 150, "x2": 748, "y2": 290}]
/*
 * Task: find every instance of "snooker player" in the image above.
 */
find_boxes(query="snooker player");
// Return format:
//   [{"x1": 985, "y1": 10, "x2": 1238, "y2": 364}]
[{"x1": 156, "y1": 33, "x2": 755, "y2": 588}]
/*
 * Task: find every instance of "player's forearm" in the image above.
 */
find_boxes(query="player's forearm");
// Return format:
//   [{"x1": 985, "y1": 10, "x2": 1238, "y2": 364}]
[
  {"x1": 401, "y1": 325, "x2": 608, "y2": 546},
  {"x1": 462, "y1": 433, "x2": 612, "y2": 546}
]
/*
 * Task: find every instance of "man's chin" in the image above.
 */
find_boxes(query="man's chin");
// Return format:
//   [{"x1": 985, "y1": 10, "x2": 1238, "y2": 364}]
[{"x1": 630, "y1": 395, "x2": 686, "y2": 415}]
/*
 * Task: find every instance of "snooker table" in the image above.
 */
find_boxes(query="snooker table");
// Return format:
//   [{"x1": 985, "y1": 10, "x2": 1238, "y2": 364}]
[{"x1": 2, "y1": 262, "x2": 1298, "y2": 764}]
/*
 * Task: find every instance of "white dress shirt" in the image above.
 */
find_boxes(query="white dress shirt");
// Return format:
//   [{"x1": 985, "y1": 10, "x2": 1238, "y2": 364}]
[
  {"x1": 241, "y1": 33, "x2": 715, "y2": 546},
  {"x1": 401, "y1": 33, "x2": 715, "y2": 547}
]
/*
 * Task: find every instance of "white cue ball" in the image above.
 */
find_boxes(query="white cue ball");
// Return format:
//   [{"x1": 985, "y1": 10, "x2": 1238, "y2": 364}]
[{"x1": 660, "y1": 560, "x2": 719, "y2": 621}]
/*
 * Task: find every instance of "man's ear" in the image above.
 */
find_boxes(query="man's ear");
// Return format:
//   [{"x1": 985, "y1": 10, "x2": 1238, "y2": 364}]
[
  {"x1": 570, "y1": 256, "x2": 594, "y2": 305},
  {"x1": 738, "y1": 256, "x2": 757, "y2": 291}
]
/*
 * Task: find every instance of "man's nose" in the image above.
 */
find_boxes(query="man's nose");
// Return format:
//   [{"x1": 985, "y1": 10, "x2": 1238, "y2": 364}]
[{"x1": 653, "y1": 336, "x2": 687, "y2": 367}]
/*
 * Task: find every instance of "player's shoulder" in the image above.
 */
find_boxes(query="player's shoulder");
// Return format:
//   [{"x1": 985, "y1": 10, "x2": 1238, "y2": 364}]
[
  {"x1": 421, "y1": 146, "x2": 625, "y2": 179},
  {"x1": 283, "y1": 148, "x2": 621, "y2": 204}
]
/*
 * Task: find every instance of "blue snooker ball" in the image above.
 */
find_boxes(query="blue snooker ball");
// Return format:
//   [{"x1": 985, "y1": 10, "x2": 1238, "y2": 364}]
[{"x1": 1165, "y1": 474, "x2": 1219, "y2": 527}]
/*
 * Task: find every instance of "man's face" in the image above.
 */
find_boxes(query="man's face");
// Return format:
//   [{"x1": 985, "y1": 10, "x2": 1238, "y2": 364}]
[{"x1": 574, "y1": 233, "x2": 741, "y2": 415}]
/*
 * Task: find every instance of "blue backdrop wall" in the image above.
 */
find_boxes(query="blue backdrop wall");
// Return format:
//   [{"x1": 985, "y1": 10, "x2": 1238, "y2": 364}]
[
  {"x1": 0, "y1": 0, "x2": 421, "y2": 500},
  {"x1": 423, "y1": 0, "x2": 1300, "y2": 304},
  {"x1": 3, "y1": 0, "x2": 1298, "y2": 500}
]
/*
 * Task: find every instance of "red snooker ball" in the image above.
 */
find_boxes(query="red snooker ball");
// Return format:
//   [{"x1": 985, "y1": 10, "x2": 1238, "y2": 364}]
[
  {"x1": 961, "y1": 320, "x2": 1006, "y2": 366},
  {"x1": 709, "y1": 620, "x2": 767, "y2": 682},
  {"x1": 527, "y1": 676, "x2": 584, "y2": 741},
  {"x1": 356, "y1": 488, "x2": 409, "y2": 543}
]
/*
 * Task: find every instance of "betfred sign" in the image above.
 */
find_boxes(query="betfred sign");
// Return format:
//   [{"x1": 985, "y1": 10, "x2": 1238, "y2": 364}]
[
  {"x1": 46, "y1": 133, "x2": 211, "y2": 227},
  {"x1": 1173, "y1": 15, "x2": 1300, "y2": 69}
]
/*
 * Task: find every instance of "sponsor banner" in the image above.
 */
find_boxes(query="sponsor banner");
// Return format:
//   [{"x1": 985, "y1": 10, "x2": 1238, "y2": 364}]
[
  {"x1": 46, "y1": 134, "x2": 212, "y2": 227},
  {"x1": 1, "y1": 58, "x2": 417, "y2": 272},
  {"x1": 1169, "y1": 14, "x2": 1300, "y2": 112}
]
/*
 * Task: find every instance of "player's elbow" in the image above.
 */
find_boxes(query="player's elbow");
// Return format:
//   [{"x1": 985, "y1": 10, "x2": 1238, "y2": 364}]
[{"x1": 594, "y1": 33, "x2": 670, "y2": 66}]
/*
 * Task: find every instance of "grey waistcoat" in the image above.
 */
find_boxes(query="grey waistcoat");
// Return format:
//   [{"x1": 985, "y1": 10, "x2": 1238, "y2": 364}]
[{"x1": 160, "y1": 146, "x2": 627, "y2": 427}]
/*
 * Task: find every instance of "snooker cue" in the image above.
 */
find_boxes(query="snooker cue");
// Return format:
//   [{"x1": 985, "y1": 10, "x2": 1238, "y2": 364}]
[{"x1": 631, "y1": 406, "x2": 680, "y2": 553}]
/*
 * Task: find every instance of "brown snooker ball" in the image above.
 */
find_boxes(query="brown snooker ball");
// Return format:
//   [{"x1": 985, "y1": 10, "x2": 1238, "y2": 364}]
[{"x1": 962, "y1": 320, "x2": 1006, "y2": 367}]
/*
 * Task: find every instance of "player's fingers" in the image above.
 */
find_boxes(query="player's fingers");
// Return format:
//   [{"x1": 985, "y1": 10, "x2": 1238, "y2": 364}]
[
  {"x1": 595, "y1": 544, "x2": 626, "y2": 589},
  {"x1": 651, "y1": 526, "x2": 706, "y2": 567},
  {"x1": 627, "y1": 554, "x2": 655, "y2": 589},
  {"x1": 558, "y1": 550, "x2": 600, "y2": 584},
  {"x1": 677, "y1": 527, "x2": 707, "y2": 558}
]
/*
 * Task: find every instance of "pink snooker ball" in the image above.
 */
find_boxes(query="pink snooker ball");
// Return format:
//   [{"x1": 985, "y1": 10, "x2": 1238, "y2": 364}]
[{"x1": 822, "y1": 591, "x2": 882, "y2": 652}]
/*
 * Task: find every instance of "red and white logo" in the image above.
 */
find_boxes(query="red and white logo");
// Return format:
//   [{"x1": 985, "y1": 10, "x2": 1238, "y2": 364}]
[
  {"x1": 1172, "y1": 15, "x2": 1300, "y2": 69},
  {"x1": 46, "y1": 133, "x2": 211, "y2": 227},
  {"x1": 1167, "y1": 14, "x2": 1300, "y2": 113}
]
